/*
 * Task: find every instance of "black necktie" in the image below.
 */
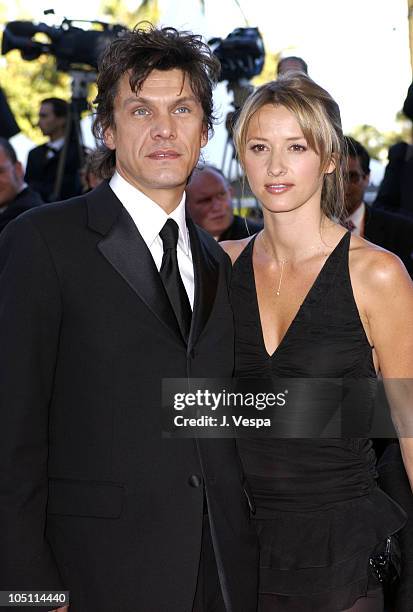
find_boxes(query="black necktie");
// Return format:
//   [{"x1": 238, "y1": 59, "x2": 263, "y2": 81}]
[{"x1": 159, "y1": 219, "x2": 192, "y2": 341}]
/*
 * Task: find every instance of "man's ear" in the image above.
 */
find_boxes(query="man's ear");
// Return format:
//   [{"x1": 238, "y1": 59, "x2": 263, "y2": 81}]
[
  {"x1": 200, "y1": 124, "x2": 208, "y2": 149},
  {"x1": 104, "y1": 126, "x2": 116, "y2": 150},
  {"x1": 363, "y1": 171, "x2": 370, "y2": 187},
  {"x1": 57, "y1": 116, "x2": 66, "y2": 132},
  {"x1": 14, "y1": 161, "x2": 24, "y2": 182}
]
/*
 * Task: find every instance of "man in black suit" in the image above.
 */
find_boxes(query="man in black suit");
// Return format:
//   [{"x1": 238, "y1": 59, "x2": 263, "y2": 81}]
[
  {"x1": 373, "y1": 81, "x2": 413, "y2": 218},
  {"x1": 373, "y1": 140, "x2": 413, "y2": 218},
  {"x1": 186, "y1": 165, "x2": 262, "y2": 241},
  {"x1": 0, "y1": 137, "x2": 43, "y2": 234},
  {"x1": 344, "y1": 136, "x2": 413, "y2": 277},
  {"x1": 0, "y1": 26, "x2": 258, "y2": 612},
  {"x1": 25, "y1": 98, "x2": 82, "y2": 202}
]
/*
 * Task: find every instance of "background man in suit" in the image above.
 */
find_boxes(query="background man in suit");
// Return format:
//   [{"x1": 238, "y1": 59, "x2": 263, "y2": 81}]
[
  {"x1": 373, "y1": 81, "x2": 413, "y2": 218},
  {"x1": 344, "y1": 136, "x2": 413, "y2": 277},
  {"x1": 0, "y1": 25, "x2": 258, "y2": 612},
  {"x1": 25, "y1": 97, "x2": 82, "y2": 202},
  {"x1": 186, "y1": 164, "x2": 262, "y2": 240},
  {"x1": 0, "y1": 137, "x2": 43, "y2": 234},
  {"x1": 373, "y1": 140, "x2": 413, "y2": 218}
]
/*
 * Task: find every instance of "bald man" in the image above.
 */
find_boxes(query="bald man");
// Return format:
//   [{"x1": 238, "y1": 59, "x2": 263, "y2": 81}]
[{"x1": 186, "y1": 165, "x2": 262, "y2": 241}]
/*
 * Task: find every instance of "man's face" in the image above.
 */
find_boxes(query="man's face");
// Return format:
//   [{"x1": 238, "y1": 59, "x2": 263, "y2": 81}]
[
  {"x1": 104, "y1": 69, "x2": 208, "y2": 211},
  {"x1": 0, "y1": 148, "x2": 24, "y2": 207},
  {"x1": 186, "y1": 168, "x2": 234, "y2": 238},
  {"x1": 344, "y1": 156, "x2": 369, "y2": 216},
  {"x1": 38, "y1": 103, "x2": 66, "y2": 139}
]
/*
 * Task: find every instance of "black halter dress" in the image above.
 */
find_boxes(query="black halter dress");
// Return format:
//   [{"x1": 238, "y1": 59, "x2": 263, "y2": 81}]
[{"x1": 231, "y1": 232, "x2": 406, "y2": 611}]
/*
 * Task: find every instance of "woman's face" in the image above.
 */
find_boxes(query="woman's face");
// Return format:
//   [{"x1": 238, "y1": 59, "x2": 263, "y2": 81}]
[{"x1": 243, "y1": 104, "x2": 333, "y2": 215}]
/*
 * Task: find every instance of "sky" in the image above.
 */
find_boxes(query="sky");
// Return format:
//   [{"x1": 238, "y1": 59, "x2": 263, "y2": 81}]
[{"x1": 3, "y1": 0, "x2": 412, "y2": 169}]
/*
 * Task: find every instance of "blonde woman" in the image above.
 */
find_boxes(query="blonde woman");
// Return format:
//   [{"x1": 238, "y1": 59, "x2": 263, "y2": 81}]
[{"x1": 222, "y1": 75, "x2": 413, "y2": 611}]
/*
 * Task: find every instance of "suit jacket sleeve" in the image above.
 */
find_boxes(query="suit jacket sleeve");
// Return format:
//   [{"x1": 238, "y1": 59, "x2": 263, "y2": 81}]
[
  {"x1": 0, "y1": 215, "x2": 64, "y2": 592},
  {"x1": 24, "y1": 149, "x2": 37, "y2": 186}
]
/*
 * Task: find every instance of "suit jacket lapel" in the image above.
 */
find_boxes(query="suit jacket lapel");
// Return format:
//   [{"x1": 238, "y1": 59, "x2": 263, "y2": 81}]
[
  {"x1": 363, "y1": 206, "x2": 383, "y2": 244},
  {"x1": 187, "y1": 218, "x2": 219, "y2": 350},
  {"x1": 86, "y1": 182, "x2": 183, "y2": 342}
]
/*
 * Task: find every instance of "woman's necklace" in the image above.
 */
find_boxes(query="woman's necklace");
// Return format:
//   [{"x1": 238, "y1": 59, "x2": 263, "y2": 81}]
[
  {"x1": 260, "y1": 230, "x2": 331, "y2": 296},
  {"x1": 260, "y1": 231, "x2": 288, "y2": 296}
]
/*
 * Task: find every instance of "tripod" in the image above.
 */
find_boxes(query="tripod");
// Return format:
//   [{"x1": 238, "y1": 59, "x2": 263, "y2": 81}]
[
  {"x1": 221, "y1": 79, "x2": 259, "y2": 214},
  {"x1": 51, "y1": 70, "x2": 95, "y2": 201}
]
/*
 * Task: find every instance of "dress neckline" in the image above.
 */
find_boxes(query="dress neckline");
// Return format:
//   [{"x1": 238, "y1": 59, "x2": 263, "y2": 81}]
[{"x1": 248, "y1": 231, "x2": 350, "y2": 359}]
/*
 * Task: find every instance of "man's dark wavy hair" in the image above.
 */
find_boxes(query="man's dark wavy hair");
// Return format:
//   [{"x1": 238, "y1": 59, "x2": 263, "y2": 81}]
[{"x1": 92, "y1": 23, "x2": 221, "y2": 179}]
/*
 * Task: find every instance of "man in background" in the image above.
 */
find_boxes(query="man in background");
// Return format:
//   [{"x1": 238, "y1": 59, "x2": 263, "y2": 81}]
[
  {"x1": 25, "y1": 97, "x2": 82, "y2": 201},
  {"x1": 186, "y1": 165, "x2": 262, "y2": 240},
  {"x1": 344, "y1": 136, "x2": 413, "y2": 277},
  {"x1": 0, "y1": 138, "x2": 42, "y2": 234},
  {"x1": 373, "y1": 80, "x2": 413, "y2": 217}
]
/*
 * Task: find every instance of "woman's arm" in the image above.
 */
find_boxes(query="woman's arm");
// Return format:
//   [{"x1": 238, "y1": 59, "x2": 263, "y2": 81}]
[{"x1": 364, "y1": 250, "x2": 413, "y2": 489}]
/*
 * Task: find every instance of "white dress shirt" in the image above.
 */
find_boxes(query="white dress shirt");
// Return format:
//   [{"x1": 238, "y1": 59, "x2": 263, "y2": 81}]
[
  {"x1": 109, "y1": 171, "x2": 194, "y2": 308},
  {"x1": 347, "y1": 202, "x2": 365, "y2": 237},
  {"x1": 45, "y1": 137, "x2": 65, "y2": 159}
]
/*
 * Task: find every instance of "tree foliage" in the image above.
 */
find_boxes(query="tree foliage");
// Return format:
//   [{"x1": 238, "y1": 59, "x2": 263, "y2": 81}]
[
  {"x1": 0, "y1": 48, "x2": 70, "y2": 143},
  {"x1": 349, "y1": 113, "x2": 412, "y2": 161},
  {"x1": 252, "y1": 49, "x2": 281, "y2": 87}
]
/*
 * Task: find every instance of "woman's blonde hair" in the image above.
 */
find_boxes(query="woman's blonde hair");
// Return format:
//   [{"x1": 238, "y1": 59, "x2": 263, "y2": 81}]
[{"x1": 233, "y1": 73, "x2": 346, "y2": 220}]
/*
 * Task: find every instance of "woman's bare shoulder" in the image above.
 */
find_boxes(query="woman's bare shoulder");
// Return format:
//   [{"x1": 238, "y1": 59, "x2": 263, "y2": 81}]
[
  {"x1": 220, "y1": 235, "x2": 256, "y2": 265},
  {"x1": 349, "y1": 234, "x2": 412, "y2": 293}
]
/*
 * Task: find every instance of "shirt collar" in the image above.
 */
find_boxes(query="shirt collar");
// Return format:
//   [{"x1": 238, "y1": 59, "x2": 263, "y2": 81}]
[
  {"x1": 109, "y1": 171, "x2": 190, "y2": 255},
  {"x1": 348, "y1": 202, "x2": 365, "y2": 231},
  {"x1": 48, "y1": 137, "x2": 65, "y2": 151}
]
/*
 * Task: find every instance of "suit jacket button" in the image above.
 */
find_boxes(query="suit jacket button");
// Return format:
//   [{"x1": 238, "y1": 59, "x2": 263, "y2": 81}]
[{"x1": 188, "y1": 474, "x2": 202, "y2": 488}]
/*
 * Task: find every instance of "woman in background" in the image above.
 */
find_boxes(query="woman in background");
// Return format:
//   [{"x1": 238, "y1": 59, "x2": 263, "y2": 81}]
[{"x1": 221, "y1": 74, "x2": 413, "y2": 611}]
